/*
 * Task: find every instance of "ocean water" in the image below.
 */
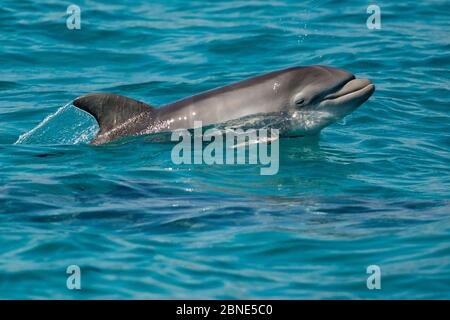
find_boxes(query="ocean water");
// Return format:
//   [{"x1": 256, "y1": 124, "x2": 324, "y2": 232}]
[{"x1": 0, "y1": 0, "x2": 449, "y2": 299}]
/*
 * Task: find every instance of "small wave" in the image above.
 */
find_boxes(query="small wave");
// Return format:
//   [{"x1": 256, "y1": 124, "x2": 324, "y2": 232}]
[{"x1": 0, "y1": 81, "x2": 24, "y2": 91}]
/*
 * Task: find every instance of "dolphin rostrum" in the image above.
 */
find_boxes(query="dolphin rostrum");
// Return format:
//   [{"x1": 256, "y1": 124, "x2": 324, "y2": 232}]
[{"x1": 73, "y1": 65, "x2": 375, "y2": 145}]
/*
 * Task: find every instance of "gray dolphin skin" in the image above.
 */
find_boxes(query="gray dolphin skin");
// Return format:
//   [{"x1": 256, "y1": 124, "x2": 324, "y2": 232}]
[{"x1": 73, "y1": 65, "x2": 375, "y2": 145}]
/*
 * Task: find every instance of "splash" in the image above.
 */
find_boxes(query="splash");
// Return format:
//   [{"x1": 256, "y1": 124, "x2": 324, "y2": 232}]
[
  {"x1": 15, "y1": 103, "x2": 98, "y2": 145},
  {"x1": 216, "y1": 110, "x2": 337, "y2": 137}
]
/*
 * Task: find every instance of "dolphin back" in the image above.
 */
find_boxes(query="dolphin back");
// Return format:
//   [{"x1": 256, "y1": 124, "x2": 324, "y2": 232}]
[{"x1": 73, "y1": 93, "x2": 156, "y2": 144}]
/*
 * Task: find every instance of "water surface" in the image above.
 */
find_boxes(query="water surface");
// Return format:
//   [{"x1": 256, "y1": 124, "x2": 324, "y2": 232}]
[{"x1": 0, "y1": 0, "x2": 449, "y2": 299}]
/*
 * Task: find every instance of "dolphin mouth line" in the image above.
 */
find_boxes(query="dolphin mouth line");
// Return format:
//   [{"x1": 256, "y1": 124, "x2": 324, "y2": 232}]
[{"x1": 323, "y1": 78, "x2": 374, "y2": 101}]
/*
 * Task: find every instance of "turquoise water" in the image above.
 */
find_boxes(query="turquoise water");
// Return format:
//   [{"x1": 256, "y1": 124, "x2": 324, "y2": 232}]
[{"x1": 1, "y1": 0, "x2": 449, "y2": 299}]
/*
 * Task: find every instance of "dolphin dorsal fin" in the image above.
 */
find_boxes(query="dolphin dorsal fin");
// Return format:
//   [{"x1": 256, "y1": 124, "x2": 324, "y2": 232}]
[{"x1": 73, "y1": 93, "x2": 156, "y2": 138}]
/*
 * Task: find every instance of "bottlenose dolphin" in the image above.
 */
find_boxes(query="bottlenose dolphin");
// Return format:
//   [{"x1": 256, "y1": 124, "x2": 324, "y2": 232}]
[{"x1": 73, "y1": 65, "x2": 375, "y2": 144}]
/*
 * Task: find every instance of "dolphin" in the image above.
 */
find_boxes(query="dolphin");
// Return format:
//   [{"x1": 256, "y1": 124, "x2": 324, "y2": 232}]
[{"x1": 73, "y1": 65, "x2": 375, "y2": 145}]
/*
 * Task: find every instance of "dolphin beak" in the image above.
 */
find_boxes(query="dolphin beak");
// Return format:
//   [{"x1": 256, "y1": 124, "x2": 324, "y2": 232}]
[
  {"x1": 321, "y1": 78, "x2": 375, "y2": 111},
  {"x1": 324, "y1": 79, "x2": 375, "y2": 101}
]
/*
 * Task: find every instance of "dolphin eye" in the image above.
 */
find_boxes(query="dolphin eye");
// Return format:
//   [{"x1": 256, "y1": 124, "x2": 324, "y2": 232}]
[{"x1": 295, "y1": 98, "x2": 305, "y2": 107}]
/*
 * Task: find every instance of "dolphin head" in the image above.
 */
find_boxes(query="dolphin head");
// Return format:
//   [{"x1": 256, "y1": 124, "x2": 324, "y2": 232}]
[{"x1": 283, "y1": 65, "x2": 375, "y2": 135}]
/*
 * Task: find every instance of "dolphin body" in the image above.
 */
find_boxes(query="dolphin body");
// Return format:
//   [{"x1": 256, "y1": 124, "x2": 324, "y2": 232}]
[{"x1": 73, "y1": 66, "x2": 375, "y2": 145}]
